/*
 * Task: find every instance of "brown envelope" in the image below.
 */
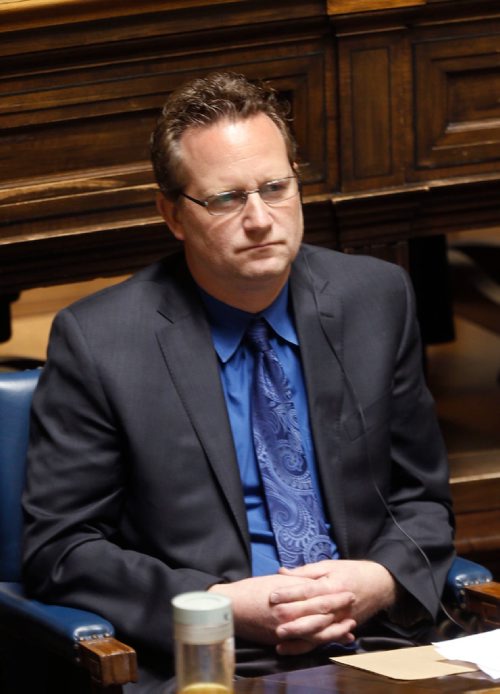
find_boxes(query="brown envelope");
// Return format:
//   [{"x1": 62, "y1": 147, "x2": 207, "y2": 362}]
[{"x1": 331, "y1": 644, "x2": 478, "y2": 680}]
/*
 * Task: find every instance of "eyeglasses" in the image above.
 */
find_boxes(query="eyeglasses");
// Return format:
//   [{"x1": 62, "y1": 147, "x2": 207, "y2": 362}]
[{"x1": 179, "y1": 176, "x2": 300, "y2": 216}]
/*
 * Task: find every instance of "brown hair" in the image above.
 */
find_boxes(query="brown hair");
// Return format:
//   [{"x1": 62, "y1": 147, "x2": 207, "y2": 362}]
[{"x1": 150, "y1": 72, "x2": 297, "y2": 198}]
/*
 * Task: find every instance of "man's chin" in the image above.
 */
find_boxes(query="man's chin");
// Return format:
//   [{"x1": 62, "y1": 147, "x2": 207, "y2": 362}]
[
  {"x1": 241, "y1": 246, "x2": 298, "y2": 277},
  {"x1": 240, "y1": 259, "x2": 291, "y2": 283}
]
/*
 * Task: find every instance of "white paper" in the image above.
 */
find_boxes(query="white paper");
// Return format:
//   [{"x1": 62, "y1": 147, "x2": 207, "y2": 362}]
[{"x1": 433, "y1": 628, "x2": 500, "y2": 679}]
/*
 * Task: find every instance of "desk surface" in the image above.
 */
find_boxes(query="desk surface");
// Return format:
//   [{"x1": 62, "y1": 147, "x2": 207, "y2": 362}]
[{"x1": 234, "y1": 663, "x2": 500, "y2": 693}]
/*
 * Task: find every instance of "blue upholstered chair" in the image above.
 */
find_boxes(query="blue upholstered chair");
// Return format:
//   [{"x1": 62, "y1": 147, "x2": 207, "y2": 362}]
[
  {"x1": 0, "y1": 369, "x2": 496, "y2": 691},
  {"x1": 0, "y1": 369, "x2": 137, "y2": 693}
]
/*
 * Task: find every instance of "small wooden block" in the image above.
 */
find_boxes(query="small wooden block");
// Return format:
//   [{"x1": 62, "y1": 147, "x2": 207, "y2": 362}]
[{"x1": 78, "y1": 636, "x2": 138, "y2": 687}]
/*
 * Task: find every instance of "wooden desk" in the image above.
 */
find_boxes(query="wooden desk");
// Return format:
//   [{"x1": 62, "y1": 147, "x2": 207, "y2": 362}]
[{"x1": 233, "y1": 663, "x2": 500, "y2": 693}]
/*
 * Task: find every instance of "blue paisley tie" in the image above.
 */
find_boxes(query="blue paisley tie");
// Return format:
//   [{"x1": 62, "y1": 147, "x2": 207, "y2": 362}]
[{"x1": 246, "y1": 318, "x2": 335, "y2": 568}]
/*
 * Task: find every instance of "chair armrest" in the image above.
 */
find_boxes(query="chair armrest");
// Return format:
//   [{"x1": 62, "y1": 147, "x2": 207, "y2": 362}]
[
  {"x1": 0, "y1": 581, "x2": 137, "y2": 687},
  {"x1": 445, "y1": 556, "x2": 493, "y2": 608},
  {"x1": 78, "y1": 635, "x2": 138, "y2": 688},
  {"x1": 0, "y1": 582, "x2": 115, "y2": 650}
]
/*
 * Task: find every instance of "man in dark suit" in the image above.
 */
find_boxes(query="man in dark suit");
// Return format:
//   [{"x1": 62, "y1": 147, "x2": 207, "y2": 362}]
[{"x1": 23, "y1": 72, "x2": 455, "y2": 692}]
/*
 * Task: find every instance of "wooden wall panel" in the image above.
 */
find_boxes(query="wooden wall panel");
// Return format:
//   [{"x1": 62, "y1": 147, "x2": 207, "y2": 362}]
[
  {"x1": 413, "y1": 26, "x2": 500, "y2": 177},
  {"x1": 331, "y1": 1, "x2": 500, "y2": 256},
  {"x1": 352, "y1": 47, "x2": 391, "y2": 178},
  {"x1": 0, "y1": 42, "x2": 331, "y2": 194},
  {"x1": 336, "y1": 30, "x2": 411, "y2": 192}
]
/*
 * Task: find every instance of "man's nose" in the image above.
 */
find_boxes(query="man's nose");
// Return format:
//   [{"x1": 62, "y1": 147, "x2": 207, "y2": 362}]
[{"x1": 242, "y1": 190, "x2": 272, "y2": 230}]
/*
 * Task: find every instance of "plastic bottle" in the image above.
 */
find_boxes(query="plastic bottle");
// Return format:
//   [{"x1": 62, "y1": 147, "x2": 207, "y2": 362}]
[{"x1": 172, "y1": 591, "x2": 234, "y2": 694}]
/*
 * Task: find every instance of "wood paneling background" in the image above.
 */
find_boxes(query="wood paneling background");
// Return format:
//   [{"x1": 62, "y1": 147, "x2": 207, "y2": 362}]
[
  {"x1": 0, "y1": 0, "x2": 337, "y2": 291},
  {"x1": 1, "y1": 0, "x2": 500, "y2": 292}
]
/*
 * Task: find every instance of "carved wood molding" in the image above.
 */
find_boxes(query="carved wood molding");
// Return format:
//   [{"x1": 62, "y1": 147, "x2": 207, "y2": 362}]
[
  {"x1": 331, "y1": 174, "x2": 500, "y2": 249},
  {"x1": 0, "y1": 0, "x2": 250, "y2": 32},
  {"x1": 4, "y1": 169, "x2": 499, "y2": 294},
  {"x1": 328, "y1": 0, "x2": 424, "y2": 15},
  {"x1": 0, "y1": 199, "x2": 339, "y2": 294},
  {"x1": 0, "y1": 0, "x2": 326, "y2": 36}
]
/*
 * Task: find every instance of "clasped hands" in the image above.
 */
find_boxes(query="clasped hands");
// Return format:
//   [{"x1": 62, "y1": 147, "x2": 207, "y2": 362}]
[{"x1": 209, "y1": 559, "x2": 397, "y2": 655}]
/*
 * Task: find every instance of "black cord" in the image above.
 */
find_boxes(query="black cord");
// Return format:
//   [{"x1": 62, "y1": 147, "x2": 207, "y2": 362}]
[{"x1": 351, "y1": 382, "x2": 467, "y2": 633}]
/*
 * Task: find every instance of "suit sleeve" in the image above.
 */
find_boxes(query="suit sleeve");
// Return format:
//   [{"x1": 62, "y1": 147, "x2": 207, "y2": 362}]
[
  {"x1": 22, "y1": 307, "x2": 225, "y2": 659},
  {"x1": 363, "y1": 266, "x2": 455, "y2": 628}
]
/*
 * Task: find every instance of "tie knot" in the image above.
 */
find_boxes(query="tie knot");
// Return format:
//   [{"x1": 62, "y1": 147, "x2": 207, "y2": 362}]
[{"x1": 246, "y1": 319, "x2": 272, "y2": 353}]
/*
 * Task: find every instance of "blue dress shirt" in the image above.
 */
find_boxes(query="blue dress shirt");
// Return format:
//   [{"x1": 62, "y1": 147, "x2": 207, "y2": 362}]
[{"x1": 200, "y1": 284, "x2": 338, "y2": 576}]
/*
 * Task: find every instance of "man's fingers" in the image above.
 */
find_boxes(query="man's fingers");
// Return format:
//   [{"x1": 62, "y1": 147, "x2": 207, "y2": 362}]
[
  {"x1": 278, "y1": 560, "x2": 334, "y2": 580},
  {"x1": 275, "y1": 619, "x2": 357, "y2": 655},
  {"x1": 270, "y1": 577, "x2": 354, "y2": 606},
  {"x1": 276, "y1": 612, "x2": 334, "y2": 639},
  {"x1": 276, "y1": 611, "x2": 356, "y2": 640},
  {"x1": 271, "y1": 590, "x2": 354, "y2": 627}
]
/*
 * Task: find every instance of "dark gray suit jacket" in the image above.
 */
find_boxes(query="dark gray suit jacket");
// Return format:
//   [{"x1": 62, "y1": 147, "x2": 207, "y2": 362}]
[{"x1": 23, "y1": 244, "x2": 454, "y2": 668}]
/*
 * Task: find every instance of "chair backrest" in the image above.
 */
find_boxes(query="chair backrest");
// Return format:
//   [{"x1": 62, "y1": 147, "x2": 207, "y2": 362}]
[{"x1": 0, "y1": 369, "x2": 41, "y2": 581}]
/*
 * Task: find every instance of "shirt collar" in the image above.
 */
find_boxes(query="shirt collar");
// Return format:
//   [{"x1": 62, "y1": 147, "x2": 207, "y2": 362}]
[{"x1": 199, "y1": 283, "x2": 298, "y2": 364}]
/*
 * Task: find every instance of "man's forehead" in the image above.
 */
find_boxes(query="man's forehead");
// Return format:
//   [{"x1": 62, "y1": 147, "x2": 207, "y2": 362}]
[
  {"x1": 180, "y1": 113, "x2": 285, "y2": 151},
  {"x1": 179, "y1": 114, "x2": 290, "y2": 187}
]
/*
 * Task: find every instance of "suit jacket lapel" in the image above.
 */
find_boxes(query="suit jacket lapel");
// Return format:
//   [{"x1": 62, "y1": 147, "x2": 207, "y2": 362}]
[
  {"x1": 290, "y1": 253, "x2": 350, "y2": 557},
  {"x1": 155, "y1": 263, "x2": 250, "y2": 557}
]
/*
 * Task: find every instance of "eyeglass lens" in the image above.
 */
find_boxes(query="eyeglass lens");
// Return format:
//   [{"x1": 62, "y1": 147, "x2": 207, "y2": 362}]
[{"x1": 207, "y1": 177, "x2": 298, "y2": 215}]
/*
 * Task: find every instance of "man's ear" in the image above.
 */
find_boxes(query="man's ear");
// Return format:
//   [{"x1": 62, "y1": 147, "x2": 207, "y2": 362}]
[{"x1": 156, "y1": 192, "x2": 185, "y2": 241}]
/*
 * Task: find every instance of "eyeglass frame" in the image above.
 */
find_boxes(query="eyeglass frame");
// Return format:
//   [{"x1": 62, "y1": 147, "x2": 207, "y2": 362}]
[{"x1": 178, "y1": 175, "x2": 301, "y2": 216}]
